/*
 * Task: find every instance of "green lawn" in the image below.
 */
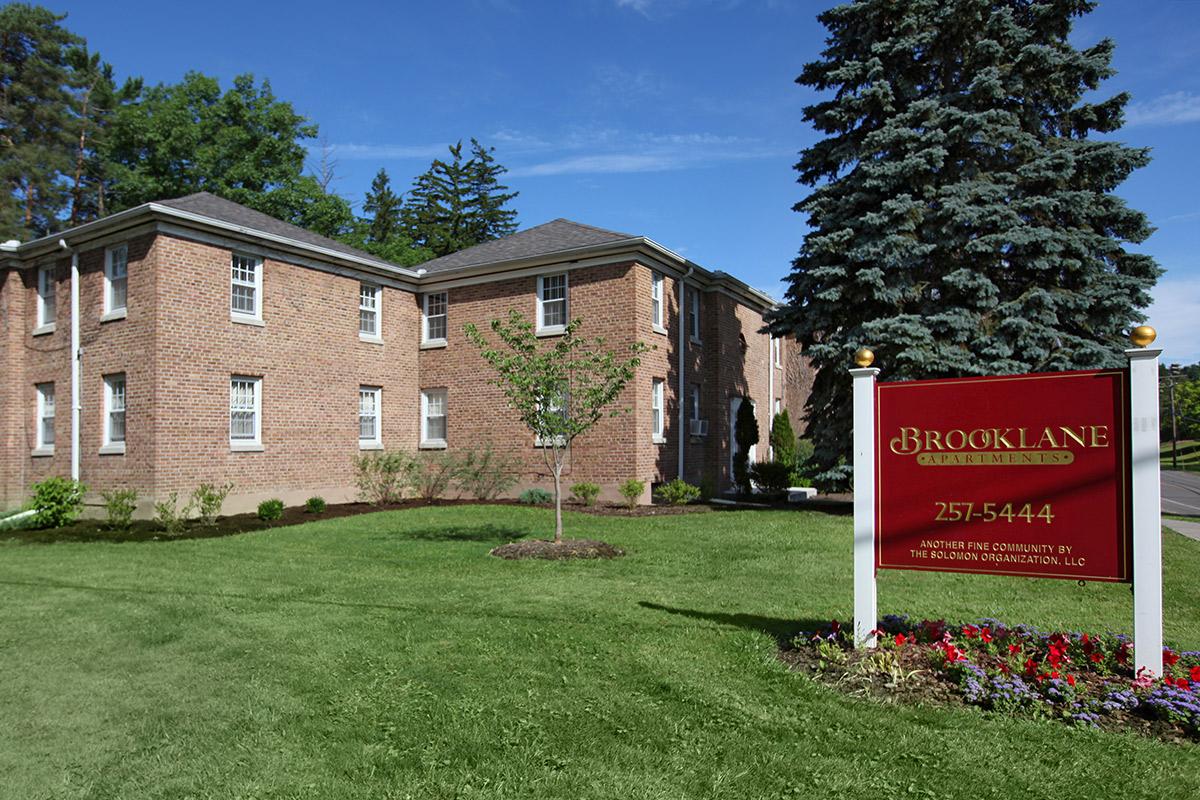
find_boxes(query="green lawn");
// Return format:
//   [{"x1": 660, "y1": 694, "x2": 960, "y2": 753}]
[{"x1": 2, "y1": 506, "x2": 1198, "y2": 799}]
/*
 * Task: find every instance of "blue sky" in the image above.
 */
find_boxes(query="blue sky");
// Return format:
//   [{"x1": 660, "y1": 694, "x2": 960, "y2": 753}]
[{"x1": 54, "y1": 0, "x2": 1200, "y2": 362}]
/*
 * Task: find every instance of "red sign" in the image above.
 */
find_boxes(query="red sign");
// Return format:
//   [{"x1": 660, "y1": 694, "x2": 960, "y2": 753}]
[{"x1": 875, "y1": 369, "x2": 1131, "y2": 582}]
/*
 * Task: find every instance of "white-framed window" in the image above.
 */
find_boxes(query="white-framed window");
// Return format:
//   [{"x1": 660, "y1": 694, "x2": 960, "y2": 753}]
[
  {"x1": 774, "y1": 398, "x2": 782, "y2": 417},
  {"x1": 688, "y1": 288, "x2": 700, "y2": 341},
  {"x1": 534, "y1": 389, "x2": 568, "y2": 447},
  {"x1": 36, "y1": 266, "x2": 56, "y2": 329},
  {"x1": 103, "y1": 374, "x2": 126, "y2": 451},
  {"x1": 104, "y1": 244, "x2": 128, "y2": 317},
  {"x1": 772, "y1": 337, "x2": 782, "y2": 367},
  {"x1": 421, "y1": 388, "x2": 448, "y2": 448},
  {"x1": 691, "y1": 384, "x2": 701, "y2": 422},
  {"x1": 423, "y1": 291, "x2": 447, "y2": 344},
  {"x1": 359, "y1": 283, "x2": 381, "y2": 340},
  {"x1": 35, "y1": 382, "x2": 55, "y2": 452},
  {"x1": 651, "y1": 271, "x2": 664, "y2": 330},
  {"x1": 229, "y1": 376, "x2": 262, "y2": 449},
  {"x1": 359, "y1": 386, "x2": 382, "y2": 448},
  {"x1": 230, "y1": 253, "x2": 262, "y2": 322},
  {"x1": 537, "y1": 273, "x2": 568, "y2": 333},
  {"x1": 652, "y1": 378, "x2": 665, "y2": 442}
]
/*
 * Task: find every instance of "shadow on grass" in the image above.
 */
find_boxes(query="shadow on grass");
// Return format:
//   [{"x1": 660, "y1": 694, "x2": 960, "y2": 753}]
[
  {"x1": 638, "y1": 601, "x2": 828, "y2": 644},
  {"x1": 402, "y1": 525, "x2": 529, "y2": 543}
]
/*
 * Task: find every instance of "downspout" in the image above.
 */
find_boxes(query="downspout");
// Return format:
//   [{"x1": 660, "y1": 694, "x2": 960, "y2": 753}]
[
  {"x1": 677, "y1": 266, "x2": 694, "y2": 480},
  {"x1": 59, "y1": 239, "x2": 81, "y2": 483},
  {"x1": 768, "y1": 333, "x2": 775, "y2": 461}
]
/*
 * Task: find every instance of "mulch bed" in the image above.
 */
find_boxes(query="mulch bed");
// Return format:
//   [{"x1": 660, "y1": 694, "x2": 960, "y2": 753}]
[{"x1": 489, "y1": 538, "x2": 625, "y2": 560}]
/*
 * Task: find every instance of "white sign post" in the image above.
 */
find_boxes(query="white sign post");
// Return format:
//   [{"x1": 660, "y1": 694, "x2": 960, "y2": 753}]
[
  {"x1": 851, "y1": 350, "x2": 880, "y2": 648},
  {"x1": 1127, "y1": 329, "x2": 1163, "y2": 677}
]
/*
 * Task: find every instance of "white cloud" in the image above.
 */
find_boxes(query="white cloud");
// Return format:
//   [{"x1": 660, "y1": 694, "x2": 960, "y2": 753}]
[
  {"x1": 1124, "y1": 92, "x2": 1200, "y2": 127},
  {"x1": 325, "y1": 142, "x2": 451, "y2": 160},
  {"x1": 508, "y1": 130, "x2": 786, "y2": 177},
  {"x1": 1147, "y1": 276, "x2": 1200, "y2": 364}
]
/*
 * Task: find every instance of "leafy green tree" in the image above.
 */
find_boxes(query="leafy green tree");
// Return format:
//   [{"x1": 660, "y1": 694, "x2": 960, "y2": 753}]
[
  {"x1": 0, "y1": 2, "x2": 79, "y2": 238},
  {"x1": 102, "y1": 71, "x2": 341, "y2": 227},
  {"x1": 404, "y1": 138, "x2": 518, "y2": 258},
  {"x1": 336, "y1": 168, "x2": 432, "y2": 266},
  {"x1": 465, "y1": 312, "x2": 646, "y2": 542},
  {"x1": 733, "y1": 399, "x2": 759, "y2": 495},
  {"x1": 769, "y1": 409, "x2": 797, "y2": 466},
  {"x1": 769, "y1": 0, "x2": 1160, "y2": 488}
]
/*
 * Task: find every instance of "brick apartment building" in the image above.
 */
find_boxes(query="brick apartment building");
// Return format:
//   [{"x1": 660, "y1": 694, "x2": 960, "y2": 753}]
[{"x1": 1, "y1": 192, "x2": 810, "y2": 513}]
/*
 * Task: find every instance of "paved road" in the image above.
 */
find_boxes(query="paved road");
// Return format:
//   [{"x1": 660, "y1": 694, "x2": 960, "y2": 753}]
[{"x1": 1163, "y1": 470, "x2": 1200, "y2": 517}]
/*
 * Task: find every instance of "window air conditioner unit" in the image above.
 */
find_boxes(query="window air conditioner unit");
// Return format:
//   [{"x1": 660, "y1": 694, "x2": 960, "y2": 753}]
[{"x1": 689, "y1": 419, "x2": 709, "y2": 436}]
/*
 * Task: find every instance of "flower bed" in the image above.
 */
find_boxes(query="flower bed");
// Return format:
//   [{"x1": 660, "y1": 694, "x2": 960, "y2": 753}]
[{"x1": 783, "y1": 616, "x2": 1200, "y2": 743}]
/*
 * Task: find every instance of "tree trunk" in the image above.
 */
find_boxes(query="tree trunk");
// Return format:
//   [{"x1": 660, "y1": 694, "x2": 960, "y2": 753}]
[{"x1": 552, "y1": 464, "x2": 563, "y2": 544}]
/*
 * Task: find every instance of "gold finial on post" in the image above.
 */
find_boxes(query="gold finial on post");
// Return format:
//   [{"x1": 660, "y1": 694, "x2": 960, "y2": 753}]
[
  {"x1": 1129, "y1": 325, "x2": 1157, "y2": 348},
  {"x1": 853, "y1": 347, "x2": 875, "y2": 367}
]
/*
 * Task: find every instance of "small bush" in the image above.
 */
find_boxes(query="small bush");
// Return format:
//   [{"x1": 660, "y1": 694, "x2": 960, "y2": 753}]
[
  {"x1": 31, "y1": 476, "x2": 87, "y2": 529},
  {"x1": 618, "y1": 478, "x2": 645, "y2": 510},
  {"x1": 697, "y1": 476, "x2": 717, "y2": 501},
  {"x1": 410, "y1": 452, "x2": 461, "y2": 503},
  {"x1": 153, "y1": 492, "x2": 192, "y2": 536},
  {"x1": 191, "y1": 482, "x2": 232, "y2": 526},
  {"x1": 749, "y1": 461, "x2": 792, "y2": 496},
  {"x1": 101, "y1": 488, "x2": 138, "y2": 530},
  {"x1": 456, "y1": 444, "x2": 520, "y2": 500},
  {"x1": 570, "y1": 481, "x2": 600, "y2": 506},
  {"x1": 354, "y1": 451, "x2": 412, "y2": 505},
  {"x1": 305, "y1": 496, "x2": 327, "y2": 514},
  {"x1": 518, "y1": 487, "x2": 553, "y2": 505},
  {"x1": 655, "y1": 478, "x2": 701, "y2": 506},
  {"x1": 257, "y1": 498, "x2": 284, "y2": 522}
]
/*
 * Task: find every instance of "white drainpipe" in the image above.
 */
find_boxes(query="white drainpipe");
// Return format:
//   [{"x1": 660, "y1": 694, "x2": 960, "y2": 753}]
[
  {"x1": 677, "y1": 266, "x2": 694, "y2": 480},
  {"x1": 60, "y1": 239, "x2": 81, "y2": 482},
  {"x1": 768, "y1": 333, "x2": 775, "y2": 461}
]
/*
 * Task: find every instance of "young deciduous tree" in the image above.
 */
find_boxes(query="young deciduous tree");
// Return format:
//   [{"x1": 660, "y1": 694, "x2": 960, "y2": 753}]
[
  {"x1": 769, "y1": 0, "x2": 1160, "y2": 488},
  {"x1": 465, "y1": 312, "x2": 647, "y2": 543}
]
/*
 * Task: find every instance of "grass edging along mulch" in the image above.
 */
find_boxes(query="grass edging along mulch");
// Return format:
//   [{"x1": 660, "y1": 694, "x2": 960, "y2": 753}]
[
  {"x1": 781, "y1": 616, "x2": 1200, "y2": 745},
  {"x1": 489, "y1": 538, "x2": 625, "y2": 560}
]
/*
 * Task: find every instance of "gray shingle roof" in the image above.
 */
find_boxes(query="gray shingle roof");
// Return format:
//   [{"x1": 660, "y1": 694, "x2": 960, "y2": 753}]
[
  {"x1": 156, "y1": 191, "x2": 391, "y2": 265},
  {"x1": 416, "y1": 218, "x2": 635, "y2": 274}
]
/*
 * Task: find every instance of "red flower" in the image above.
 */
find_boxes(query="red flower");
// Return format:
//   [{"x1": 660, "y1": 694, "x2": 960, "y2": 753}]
[
  {"x1": 1050, "y1": 670, "x2": 1060, "y2": 679},
  {"x1": 1024, "y1": 657, "x2": 1039, "y2": 676},
  {"x1": 829, "y1": 620, "x2": 841, "y2": 634},
  {"x1": 895, "y1": 633, "x2": 908, "y2": 647},
  {"x1": 1066, "y1": 674, "x2": 1076, "y2": 687},
  {"x1": 980, "y1": 627, "x2": 993, "y2": 644},
  {"x1": 1009, "y1": 644, "x2": 1022, "y2": 656},
  {"x1": 998, "y1": 663, "x2": 1011, "y2": 674},
  {"x1": 1089, "y1": 652, "x2": 1104, "y2": 664},
  {"x1": 1115, "y1": 642, "x2": 1131, "y2": 665},
  {"x1": 1190, "y1": 665, "x2": 1200, "y2": 683},
  {"x1": 1163, "y1": 649, "x2": 1180, "y2": 667},
  {"x1": 962, "y1": 624, "x2": 979, "y2": 639}
]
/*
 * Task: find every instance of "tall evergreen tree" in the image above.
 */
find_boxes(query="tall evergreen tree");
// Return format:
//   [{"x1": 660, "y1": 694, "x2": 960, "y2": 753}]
[
  {"x1": 362, "y1": 168, "x2": 401, "y2": 245},
  {"x1": 769, "y1": 0, "x2": 1160, "y2": 488},
  {"x1": 403, "y1": 138, "x2": 518, "y2": 258},
  {"x1": 0, "y1": 2, "x2": 79, "y2": 238}
]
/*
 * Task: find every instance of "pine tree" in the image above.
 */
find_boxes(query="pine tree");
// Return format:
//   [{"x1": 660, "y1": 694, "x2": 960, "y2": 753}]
[
  {"x1": 403, "y1": 138, "x2": 519, "y2": 258},
  {"x1": 362, "y1": 168, "x2": 401, "y2": 245},
  {"x1": 769, "y1": 0, "x2": 1160, "y2": 488},
  {"x1": 0, "y1": 3, "x2": 80, "y2": 238}
]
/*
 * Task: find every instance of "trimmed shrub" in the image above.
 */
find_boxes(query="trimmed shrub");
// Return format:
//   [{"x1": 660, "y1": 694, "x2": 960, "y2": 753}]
[
  {"x1": 749, "y1": 460, "x2": 792, "y2": 496},
  {"x1": 305, "y1": 496, "x2": 327, "y2": 514},
  {"x1": 618, "y1": 478, "x2": 645, "y2": 510},
  {"x1": 191, "y1": 482, "x2": 232, "y2": 526},
  {"x1": 570, "y1": 481, "x2": 600, "y2": 506},
  {"x1": 354, "y1": 451, "x2": 412, "y2": 505},
  {"x1": 154, "y1": 492, "x2": 191, "y2": 536},
  {"x1": 770, "y1": 409, "x2": 797, "y2": 467},
  {"x1": 456, "y1": 444, "x2": 520, "y2": 500},
  {"x1": 31, "y1": 476, "x2": 87, "y2": 529},
  {"x1": 518, "y1": 487, "x2": 553, "y2": 505},
  {"x1": 697, "y1": 476, "x2": 717, "y2": 501},
  {"x1": 733, "y1": 399, "x2": 759, "y2": 494},
  {"x1": 655, "y1": 478, "x2": 701, "y2": 506},
  {"x1": 101, "y1": 488, "x2": 138, "y2": 530},
  {"x1": 257, "y1": 498, "x2": 284, "y2": 522},
  {"x1": 410, "y1": 452, "x2": 461, "y2": 503}
]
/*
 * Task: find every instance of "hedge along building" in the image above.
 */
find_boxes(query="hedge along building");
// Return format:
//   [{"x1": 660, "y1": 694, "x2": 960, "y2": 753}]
[{"x1": 0, "y1": 192, "x2": 810, "y2": 513}]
